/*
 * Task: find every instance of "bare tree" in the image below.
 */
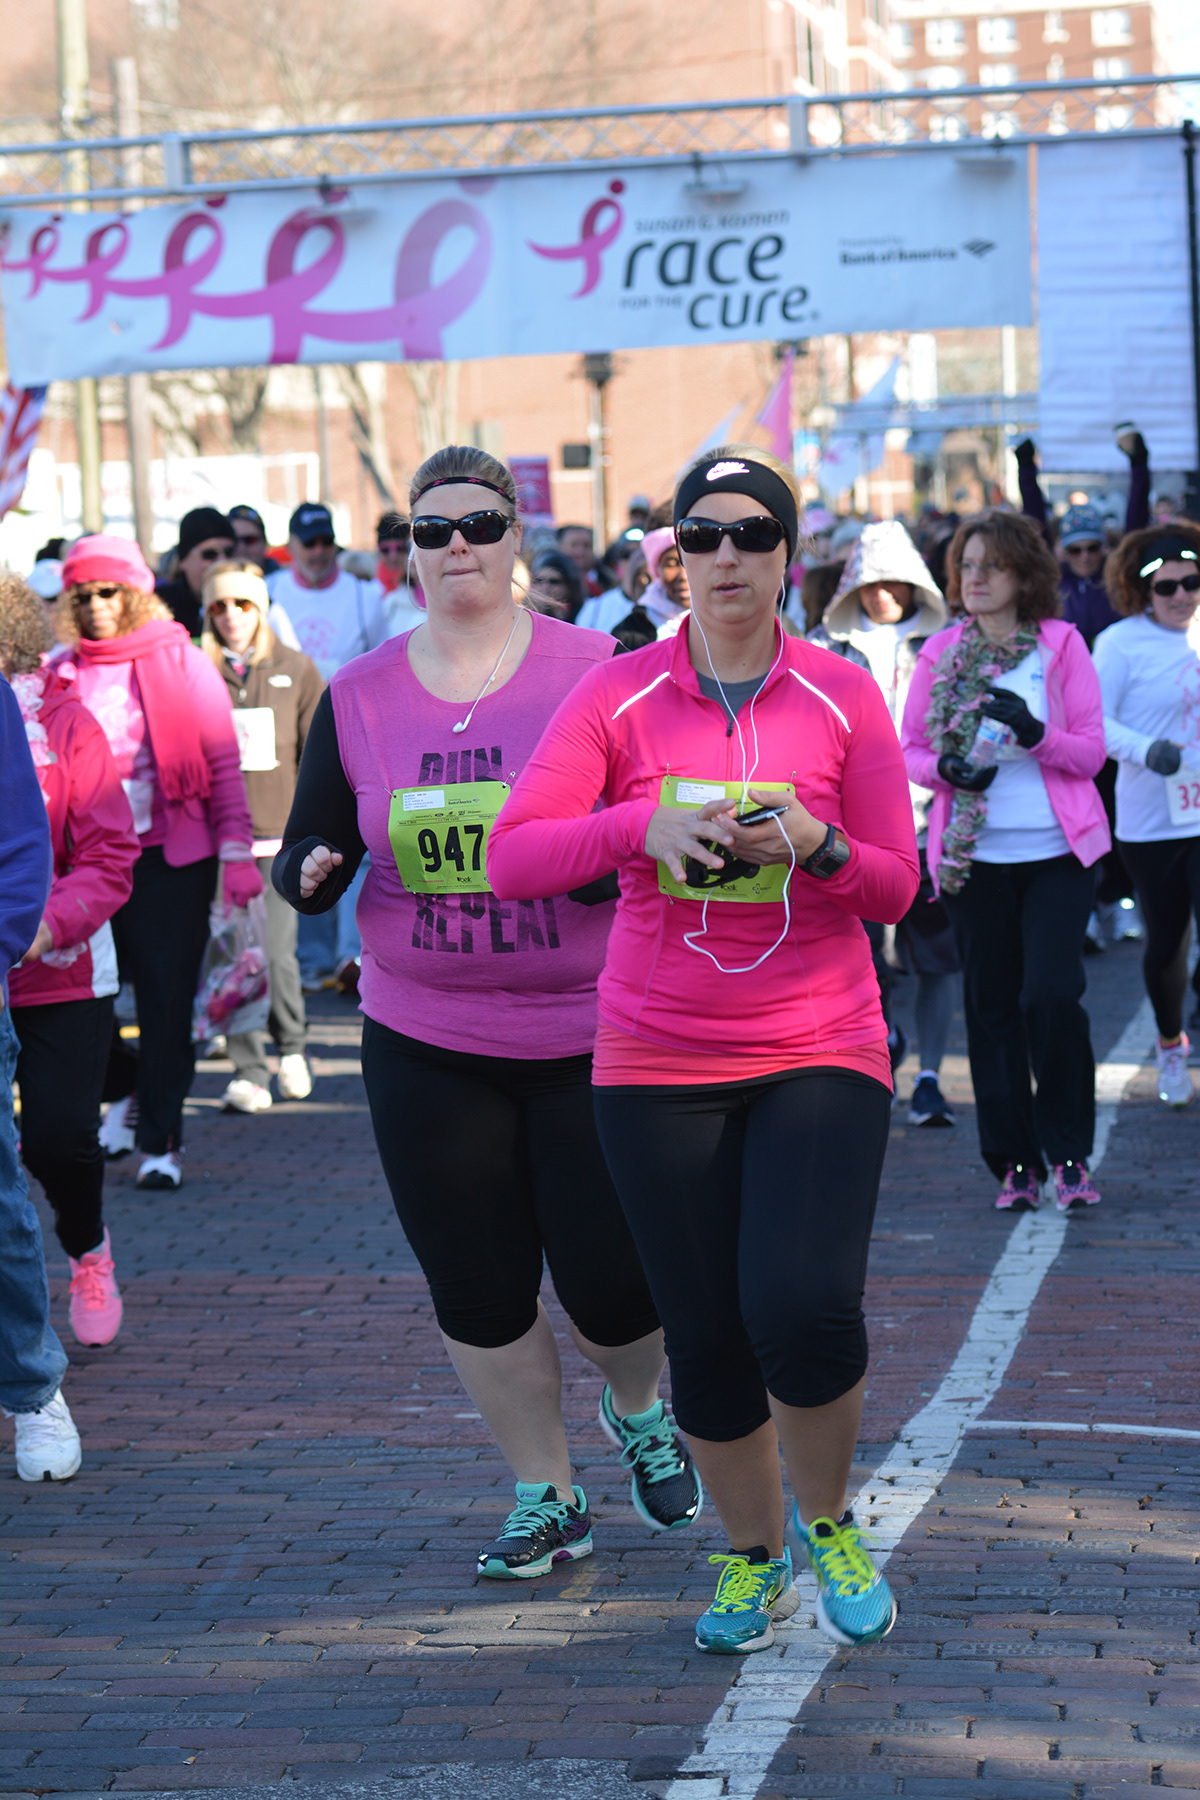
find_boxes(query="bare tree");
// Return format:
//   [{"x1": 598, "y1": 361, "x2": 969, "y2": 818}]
[
  {"x1": 333, "y1": 364, "x2": 397, "y2": 506},
  {"x1": 405, "y1": 362, "x2": 460, "y2": 462}
]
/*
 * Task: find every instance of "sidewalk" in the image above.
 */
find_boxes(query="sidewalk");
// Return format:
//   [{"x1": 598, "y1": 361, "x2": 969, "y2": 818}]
[{"x1": 1, "y1": 940, "x2": 1196, "y2": 1797}]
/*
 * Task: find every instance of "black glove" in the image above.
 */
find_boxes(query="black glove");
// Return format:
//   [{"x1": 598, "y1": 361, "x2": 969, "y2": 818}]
[
  {"x1": 938, "y1": 753, "x2": 998, "y2": 792},
  {"x1": 1014, "y1": 437, "x2": 1038, "y2": 468},
  {"x1": 1116, "y1": 428, "x2": 1149, "y2": 468},
  {"x1": 981, "y1": 687, "x2": 1044, "y2": 749},
  {"x1": 1146, "y1": 739, "x2": 1182, "y2": 776}
]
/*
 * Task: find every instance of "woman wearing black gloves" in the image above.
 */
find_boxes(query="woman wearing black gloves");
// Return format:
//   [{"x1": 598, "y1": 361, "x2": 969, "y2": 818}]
[{"x1": 902, "y1": 512, "x2": 1111, "y2": 1212}]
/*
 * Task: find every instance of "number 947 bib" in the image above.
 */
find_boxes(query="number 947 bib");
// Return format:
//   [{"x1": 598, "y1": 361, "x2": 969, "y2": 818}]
[{"x1": 388, "y1": 781, "x2": 509, "y2": 893}]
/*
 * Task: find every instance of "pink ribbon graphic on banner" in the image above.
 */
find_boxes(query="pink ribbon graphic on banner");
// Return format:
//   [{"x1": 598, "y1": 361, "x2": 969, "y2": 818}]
[
  {"x1": 528, "y1": 181, "x2": 624, "y2": 297},
  {"x1": 1, "y1": 195, "x2": 492, "y2": 365}
]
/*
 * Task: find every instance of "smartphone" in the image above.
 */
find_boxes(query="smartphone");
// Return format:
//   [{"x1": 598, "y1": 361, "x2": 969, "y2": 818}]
[{"x1": 735, "y1": 803, "x2": 788, "y2": 827}]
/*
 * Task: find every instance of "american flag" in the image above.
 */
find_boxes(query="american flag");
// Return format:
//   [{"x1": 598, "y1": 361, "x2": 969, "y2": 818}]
[{"x1": 0, "y1": 383, "x2": 48, "y2": 521}]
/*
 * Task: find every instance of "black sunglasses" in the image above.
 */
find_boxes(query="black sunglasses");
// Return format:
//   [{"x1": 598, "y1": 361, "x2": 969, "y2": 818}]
[
  {"x1": 300, "y1": 534, "x2": 336, "y2": 549},
  {"x1": 378, "y1": 530, "x2": 411, "y2": 550},
  {"x1": 1150, "y1": 574, "x2": 1200, "y2": 598},
  {"x1": 411, "y1": 510, "x2": 512, "y2": 550},
  {"x1": 233, "y1": 531, "x2": 264, "y2": 547},
  {"x1": 676, "y1": 516, "x2": 787, "y2": 556},
  {"x1": 196, "y1": 544, "x2": 234, "y2": 562}
]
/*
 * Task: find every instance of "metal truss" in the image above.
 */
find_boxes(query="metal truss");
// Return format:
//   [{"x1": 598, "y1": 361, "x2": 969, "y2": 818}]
[{"x1": 0, "y1": 73, "x2": 1193, "y2": 210}]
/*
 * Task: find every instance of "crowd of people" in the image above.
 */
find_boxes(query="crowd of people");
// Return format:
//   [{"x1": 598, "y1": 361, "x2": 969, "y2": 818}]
[{"x1": 3, "y1": 432, "x2": 1198, "y2": 1661}]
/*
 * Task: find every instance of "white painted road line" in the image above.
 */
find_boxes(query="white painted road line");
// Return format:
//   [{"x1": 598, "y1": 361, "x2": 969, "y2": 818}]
[
  {"x1": 964, "y1": 1419, "x2": 1200, "y2": 1441},
  {"x1": 664, "y1": 996, "x2": 1156, "y2": 1799}
]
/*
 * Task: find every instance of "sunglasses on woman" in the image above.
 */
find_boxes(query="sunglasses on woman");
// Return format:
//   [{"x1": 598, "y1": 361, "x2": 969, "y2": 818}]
[
  {"x1": 411, "y1": 510, "x2": 513, "y2": 550},
  {"x1": 195, "y1": 544, "x2": 233, "y2": 562},
  {"x1": 210, "y1": 597, "x2": 258, "y2": 616},
  {"x1": 1150, "y1": 574, "x2": 1200, "y2": 598},
  {"x1": 75, "y1": 584, "x2": 122, "y2": 602},
  {"x1": 675, "y1": 516, "x2": 787, "y2": 555}
]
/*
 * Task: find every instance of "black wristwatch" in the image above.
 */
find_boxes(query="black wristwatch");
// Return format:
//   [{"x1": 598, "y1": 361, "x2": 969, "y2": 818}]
[{"x1": 802, "y1": 823, "x2": 851, "y2": 880}]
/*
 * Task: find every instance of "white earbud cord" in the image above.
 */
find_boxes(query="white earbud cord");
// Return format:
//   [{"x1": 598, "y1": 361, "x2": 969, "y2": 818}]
[
  {"x1": 451, "y1": 607, "x2": 524, "y2": 735},
  {"x1": 683, "y1": 611, "x2": 795, "y2": 976}
]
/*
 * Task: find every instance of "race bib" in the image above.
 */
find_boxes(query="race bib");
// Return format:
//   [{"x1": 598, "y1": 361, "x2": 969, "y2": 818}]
[
  {"x1": 1166, "y1": 769, "x2": 1200, "y2": 828},
  {"x1": 232, "y1": 707, "x2": 278, "y2": 772},
  {"x1": 388, "y1": 781, "x2": 509, "y2": 893},
  {"x1": 656, "y1": 776, "x2": 795, "y2": 904},
  {"x1": 122, "y1": 776, "x2": 154, "y2": 835}
]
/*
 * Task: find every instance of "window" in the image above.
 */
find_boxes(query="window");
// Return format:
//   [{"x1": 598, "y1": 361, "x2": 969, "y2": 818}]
[
  {"x1": 1046, "y1": 53, "x2": 1065, "y2": 79},
  {"x1": 925, "y1": 19, "x2": 965, "y2": 56},
  {"x1": 930, "y1": 108, "x2": 967, "y2": 140},
  {"x1": 982, "y1": 106, "x2": 1019, "y2": 138},
  {"x1": 978, "y1": 17, "x2": 1018, "y2": 52},
  {"x1": 131, "y1": 0, "x2": 178, "y2": 25},
  {"x1": 923, "y1": 64, "x2": 964, "y2": 88},
  {"x1": 980, "y1": 62, "x2": 1019, "y2": 86},
  {"x1": 1091, "y1": 8, "x2": 1131, "y2": 46},
  {"x1": 1043, "y1": 9, "x2": 1069, "y2": 42},
  {"x1": 890, "y1": 21, "x2": 913, "y2": 59},
  {"x1": 1094, "y1": 55, "x2": 1132, "y2": 79},
  {"x1": 1095, "y1": 101, "x2": 1133, "y2": 129}
]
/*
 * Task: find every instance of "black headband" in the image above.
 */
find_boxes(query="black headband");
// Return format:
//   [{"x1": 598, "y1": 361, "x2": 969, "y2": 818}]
[
  {"x1": 1138, "y1": 534, "x2": 1199, "y2": 580},
  {"x1": 412, "y1": 474, "x2": 512, "y2": 505},
  {"x1": 674, "y1": 456, "x2": 798, "y2": 562}
]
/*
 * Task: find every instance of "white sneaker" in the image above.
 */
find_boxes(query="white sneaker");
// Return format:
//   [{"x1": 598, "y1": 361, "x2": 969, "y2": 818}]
[
  {"x1": 136, "y1": 1151, "x2": 183, "y2": 1190},
  {"x1": 9, "y1": 1390, "x2": 82, "y2": 1482},
  {"x1": 276, "y1": 1054, "x2": 313, "y2": 1100},
  {"x1": 98, "y1": 1094, "x2": 137, "y2": 1160},
  {"x1": 221, "y1": 1078, "x2": 273, "y2": 1114},
  {"x1": 1156, "y1": 1035, "x2": 1194, "y2": 1108}
]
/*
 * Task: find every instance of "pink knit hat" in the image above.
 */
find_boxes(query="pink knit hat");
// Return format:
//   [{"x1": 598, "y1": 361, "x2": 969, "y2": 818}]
[
  {"x1": 61, "y1": 534, "x2": 155, "y2": 595},
  {"x1": 641, "y1": 527, "x2": 677, "y2": 581}
]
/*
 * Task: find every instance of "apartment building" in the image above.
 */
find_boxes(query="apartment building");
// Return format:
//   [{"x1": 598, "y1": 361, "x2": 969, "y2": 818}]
[{"x1": 887, "y1": 0, "x2": 1165, "y2": 92}]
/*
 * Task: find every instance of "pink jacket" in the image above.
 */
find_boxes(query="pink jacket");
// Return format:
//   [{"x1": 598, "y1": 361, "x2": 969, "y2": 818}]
[
  {"x1": 54, "y1": 637, "x2": 252, "y2": 867},
  {"x1": 900, "y1": 617, "x2": 1110, "y2": 890},
  {"x1": 488, "y1": 622, "x2": 919, "y2": 1061},
  {"x1": 7, "y1": 666, "x2": 140, "y2": 1007}
]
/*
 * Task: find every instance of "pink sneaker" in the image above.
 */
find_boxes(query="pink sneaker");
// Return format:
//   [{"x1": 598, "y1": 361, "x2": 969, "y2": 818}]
[
  {"x1": 68, "y1": 1230, "x2": 123, "y2": 1346},
  {"x1": 995, "y1": 1165, "x2": 1041, "y2": 1210},
  {"x1": 1052, "y1": 1161, "x2": 1101, "y2": 1211}
]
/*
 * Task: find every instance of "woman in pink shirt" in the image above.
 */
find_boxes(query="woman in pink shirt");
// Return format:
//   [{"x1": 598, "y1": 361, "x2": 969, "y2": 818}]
[
  {"x1": 488, "y1": 446, "x2": 919, "y2": 1655},
  {"x1": 274, "y1": 446, "x2": 699, "y2": 1581},
  {"x1": 55, "y1": 537, "x2": 260, "y2": 1192}
]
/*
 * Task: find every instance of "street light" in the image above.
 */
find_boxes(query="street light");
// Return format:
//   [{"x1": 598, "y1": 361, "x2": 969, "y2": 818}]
[{"x1": 581, "y1": 352, "x2": 613, "y2": 548}]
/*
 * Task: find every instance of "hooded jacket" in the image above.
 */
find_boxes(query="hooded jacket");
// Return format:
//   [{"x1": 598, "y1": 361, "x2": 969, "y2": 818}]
[
  {"x1": 901, "y1": 617, "x2": 1111, "y2": 893},
  {"x1": 7, "y1": 665, "x2": 140, "y2": 1007},
  {"x1": 211, "y1": 636, "x2": 324, "y2": 845},
  {"x1": 808, "y1": 520, "x2": 948, "y2": 830}
]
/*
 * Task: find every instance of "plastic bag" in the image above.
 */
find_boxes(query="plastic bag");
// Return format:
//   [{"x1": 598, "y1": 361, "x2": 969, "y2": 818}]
[{"x1": 192, "y1": 897, "x2": 270, "y2": 1043}]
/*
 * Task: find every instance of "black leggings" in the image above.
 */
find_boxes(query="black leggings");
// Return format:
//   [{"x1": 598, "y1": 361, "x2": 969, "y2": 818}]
[
  {"x1": 1118, "y1": 835, "x2": 1200, "y2": 1041},
  {"x1": 360, "y1": 1018, "x2": 660, "y2": 1351},
  {"x1": 12, "y1": 997, "x2": 113, "y2": 1260},
  {"x1": 593, "y1": 1069, "x2": 891, "y2": 1443}
]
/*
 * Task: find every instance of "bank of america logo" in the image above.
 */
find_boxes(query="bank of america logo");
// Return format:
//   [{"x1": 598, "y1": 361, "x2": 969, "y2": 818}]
[{"x1": 963, "y1": 238, "x2": 996, "y2": 258}]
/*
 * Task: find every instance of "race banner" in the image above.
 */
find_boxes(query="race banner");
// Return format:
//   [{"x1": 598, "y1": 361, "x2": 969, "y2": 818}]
[{"x1": 0, "y1": 152, "x2": 1031, "y2": 385}]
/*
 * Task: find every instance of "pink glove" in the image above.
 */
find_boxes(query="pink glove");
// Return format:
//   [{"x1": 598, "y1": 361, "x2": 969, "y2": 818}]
[{"x1": 222, "y1": 859, "x2": 264, "y2": 911}]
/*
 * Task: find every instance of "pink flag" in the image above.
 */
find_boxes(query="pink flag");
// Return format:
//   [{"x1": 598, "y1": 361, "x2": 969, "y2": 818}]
[
  {"x1": 0, "y1": 384, "x2": 47, "y2": 521},
  {"x1": 755, "y1": 351, "x2": 793, "y2": 464}
]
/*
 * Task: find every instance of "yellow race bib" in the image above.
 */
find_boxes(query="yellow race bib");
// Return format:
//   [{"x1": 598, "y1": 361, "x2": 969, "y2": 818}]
[
  {"x1": 656, "y1": 776, "x2": 795, "y2": 904},
  {"x1": 388, "y1": 781, "x2": 509, "y2": 894}
]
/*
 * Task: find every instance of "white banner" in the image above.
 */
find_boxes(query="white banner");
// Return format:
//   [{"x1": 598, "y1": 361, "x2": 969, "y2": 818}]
[
  {"x1": 1038, "y1": 135, "x2": 1194, "y2": 472},
  {"x1": 0, "y1": 152, "x2": 1031, "y2": 385}
]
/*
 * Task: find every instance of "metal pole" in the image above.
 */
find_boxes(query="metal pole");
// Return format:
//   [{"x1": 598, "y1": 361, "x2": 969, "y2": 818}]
[
  {"x1": 313, "y1": 367, "x2": 333, "y2": 504},
  {"x1": 114, "y1": 55, "x2": 155, "y2": 561},
  {"x1": 57, "y1": 0, "x2": 104, "y2": 535},
  {"x1": 582, "y1": 353, "x2": 613, "y2": 548},
  {"x1": 1000, "y1": 324, "x2": 1019, "y2": 504},
  {"x1": 1183, "y1": 120, "x2": 1200, "y2": 520}
]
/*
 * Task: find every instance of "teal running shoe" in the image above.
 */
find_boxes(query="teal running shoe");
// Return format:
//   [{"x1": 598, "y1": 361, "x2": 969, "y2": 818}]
[
  {"x1": 694, "y1": 1547, "x2": 799, "y2": 1654},
  {"x1": 477, "y1": 1483, "x2": 593, "y2": 1580},
  {"x1": 598, "y1": 1385, "x2": 703, "y2": 1532},
  {"x1": 795, "y1": 1508, "x2": 897, "y2": 1645}
]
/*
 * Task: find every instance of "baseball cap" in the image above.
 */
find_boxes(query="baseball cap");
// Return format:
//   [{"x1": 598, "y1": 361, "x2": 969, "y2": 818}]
[
  {"x1": 1059, "y1": 503, "x2": 1105, "y2": 548},
  {"x1": 289, "y1": 502, "x2": 335, "y2": 544}
]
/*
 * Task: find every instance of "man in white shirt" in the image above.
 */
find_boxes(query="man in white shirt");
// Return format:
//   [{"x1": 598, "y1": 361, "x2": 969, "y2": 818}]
[{"x1": 267, "y1": 504, "x2": 390, "y2": 681}]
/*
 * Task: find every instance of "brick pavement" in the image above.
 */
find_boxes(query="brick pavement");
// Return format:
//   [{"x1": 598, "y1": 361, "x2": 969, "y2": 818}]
[{"x1": 1, "y1": 940, "x2": 1197, "y2": 1797}]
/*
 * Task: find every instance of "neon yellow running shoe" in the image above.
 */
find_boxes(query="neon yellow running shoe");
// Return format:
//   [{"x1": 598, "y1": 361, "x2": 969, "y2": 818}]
[
  {"x1": 694, "y1": 1547, "x2": 799, "y2": 1654},
  {"x1": 795, "y1": 1508, "x2": 897, "y2": 1645}
]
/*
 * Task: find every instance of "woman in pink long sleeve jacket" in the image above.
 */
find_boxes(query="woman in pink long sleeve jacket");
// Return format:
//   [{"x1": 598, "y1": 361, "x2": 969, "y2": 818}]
[
  {"x1": 900, "y1": 510, "x2": 1109, "y2": 1214},
  {"x1": 54, "y1": 536, "x2": 259, "y2": 1192},
  {"x1": 489, "y1": 446, "x2": 918, "y2": 1656}
]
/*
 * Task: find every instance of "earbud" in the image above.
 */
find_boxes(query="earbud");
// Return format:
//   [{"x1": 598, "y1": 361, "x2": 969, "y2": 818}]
[{"x1": 452, "y1": 721, "x2": 467, "y2": 733}]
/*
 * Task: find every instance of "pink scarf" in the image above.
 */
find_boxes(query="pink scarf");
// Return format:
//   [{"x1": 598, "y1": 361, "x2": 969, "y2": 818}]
[{"x1": 74, "y1": 619, "x2": 211, "y2": 803}]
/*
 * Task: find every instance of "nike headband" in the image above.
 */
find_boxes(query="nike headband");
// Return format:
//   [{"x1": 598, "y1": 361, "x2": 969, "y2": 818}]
[
  {"x1": 1138, "y1": 533, "x2": 1199, "y2": 580},
  {"x1": 674, "y1": 456, "x2": 799, "y2": 563}
]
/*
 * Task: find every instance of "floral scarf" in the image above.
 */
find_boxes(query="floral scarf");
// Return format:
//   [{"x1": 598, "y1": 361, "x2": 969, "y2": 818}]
[{"x1": 925, "y1": 619, "x2": 1038, "y2": 894}]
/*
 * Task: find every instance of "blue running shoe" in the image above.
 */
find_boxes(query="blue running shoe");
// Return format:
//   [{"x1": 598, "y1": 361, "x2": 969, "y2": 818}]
[
  {"x1": 794, "y1": 1508, "x2": 897, "y2": 1645},
  {"x1": 598, "y1": 1385, "x2": 703, "y2": 1532},
  {"x1": 694, "y1": 1547, "x2": 799, "y2": 1654},
  {"x1": 477, "y1": 1483, "x2": 592, "y2": 1580}
]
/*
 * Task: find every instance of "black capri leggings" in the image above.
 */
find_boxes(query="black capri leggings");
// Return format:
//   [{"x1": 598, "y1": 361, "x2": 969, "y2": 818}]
[
  {"x1": 1118, "y1": 834, "x2": 1200, "y2": 1041},
  {"x1": 593, "y1": 1068, "x2": 891, "y2": 1443},
  {"x1": 360, "y1": 1017, "x2": 660, "y2": 1351}
]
